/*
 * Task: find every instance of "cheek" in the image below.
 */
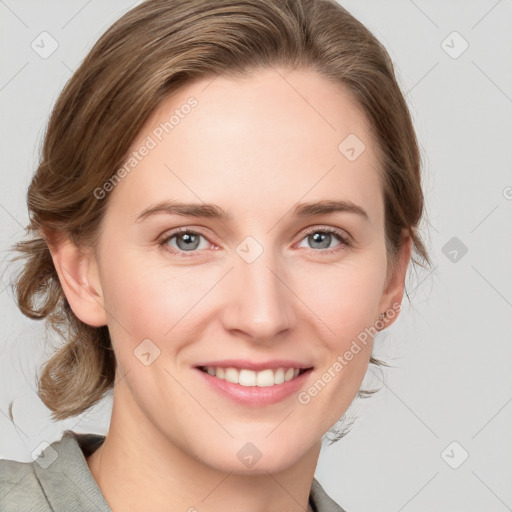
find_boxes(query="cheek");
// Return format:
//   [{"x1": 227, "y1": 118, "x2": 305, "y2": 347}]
[
  {"x1": 294, "y1": 254, "x2": 386, "y2": 404},
  {"x1": 103, "y1": 269, "x2": 168, "y2": 331},
  {"x1": 99, "y1": 250, "x2": 216, "y2": 349},
  {"x1": 100, "y1": 238, "x2": 387, "y2": 357},
  {"x1": 299, "y1": 256, "x2": 387, "y2": 340},
  {"x1": 296, "y1": 267, "x2": 384, "y2": 431}
]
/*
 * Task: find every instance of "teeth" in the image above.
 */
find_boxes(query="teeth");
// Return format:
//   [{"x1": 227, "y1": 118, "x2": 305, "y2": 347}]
[
  {"x1": 239, "y1": 369, "x2": 256, "y2": 386},
  {"x1": 202, "y1": 366, "x2": 305, "y2": 387},
  {"x1": 256, "y1": 369, "x2": 274, "y2": 387},
  {"x1": 225, "y1": 367, "x2": 239, "y2": 384}
]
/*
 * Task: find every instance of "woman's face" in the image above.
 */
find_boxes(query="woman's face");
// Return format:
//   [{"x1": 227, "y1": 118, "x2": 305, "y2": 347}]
[{"x1": 89, "y1": 67, "x2": 407, "y2": 473}]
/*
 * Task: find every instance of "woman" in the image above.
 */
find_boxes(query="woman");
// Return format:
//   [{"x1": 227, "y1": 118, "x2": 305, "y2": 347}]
[{"x1": 1, "y1": 0, "x2": 430, "y2": 510}]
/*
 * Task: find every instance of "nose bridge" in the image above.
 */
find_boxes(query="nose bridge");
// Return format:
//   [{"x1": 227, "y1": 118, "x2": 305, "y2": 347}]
[{"x1": 221, "y1": 240, "x2": 296, "y2": 339}]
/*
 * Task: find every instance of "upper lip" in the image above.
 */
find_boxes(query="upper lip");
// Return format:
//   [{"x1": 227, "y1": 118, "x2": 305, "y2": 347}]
[{"x1": 195, "y1": 359, "x2": 313, "y2": 371}]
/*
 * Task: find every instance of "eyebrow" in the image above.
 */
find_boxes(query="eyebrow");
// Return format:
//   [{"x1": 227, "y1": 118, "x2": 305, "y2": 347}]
[{"x1": 135, "y1": 199, "x2": 369, "y2": 223}]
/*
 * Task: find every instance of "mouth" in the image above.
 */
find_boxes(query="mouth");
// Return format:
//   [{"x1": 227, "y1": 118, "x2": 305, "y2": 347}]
[
  {"x1": 196, "y1": 365, "x2": 312, "y2": 387},
  {"x1": 195, "y1": 364, "x2": 314, "y2": 406}
]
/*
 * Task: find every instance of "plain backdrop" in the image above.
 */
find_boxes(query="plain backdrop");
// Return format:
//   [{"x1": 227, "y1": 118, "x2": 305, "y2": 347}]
[{"x1": 1, "y1": 1, "x2": 511, "y2": 511}]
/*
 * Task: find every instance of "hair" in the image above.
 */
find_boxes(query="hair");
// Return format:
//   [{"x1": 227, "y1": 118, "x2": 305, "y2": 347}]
[{"x1": 9, "y1": 0, "x2": 430, "y2": 437}]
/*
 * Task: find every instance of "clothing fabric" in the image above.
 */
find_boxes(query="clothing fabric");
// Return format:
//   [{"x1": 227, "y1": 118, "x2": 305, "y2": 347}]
[{"x1": 0, "y1": 430, "x2": 347, "y2": 511}]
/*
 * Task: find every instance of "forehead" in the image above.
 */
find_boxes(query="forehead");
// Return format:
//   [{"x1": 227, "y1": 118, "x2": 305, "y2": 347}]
[{"x1": 108, "y1": 67, "x2": 383, "y2": 226}]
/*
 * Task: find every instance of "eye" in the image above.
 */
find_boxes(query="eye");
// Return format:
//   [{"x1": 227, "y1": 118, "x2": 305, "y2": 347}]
[
  {"x1": 296, "y1": 227, "x2": 351, "y2": 255},
  {"x1": 158, "y1": 226, "x2": 351, "y2": 258},
  {"x1": 158, "y1": 227, "x2": 217, "y2": 257}
]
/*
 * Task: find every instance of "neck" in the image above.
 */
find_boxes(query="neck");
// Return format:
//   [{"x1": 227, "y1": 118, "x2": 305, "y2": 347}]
[{"x1": 86, "y1": 384, "x2": 321, "y2": 512}]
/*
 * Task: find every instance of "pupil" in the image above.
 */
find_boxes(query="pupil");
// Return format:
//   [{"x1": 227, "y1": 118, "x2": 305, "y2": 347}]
[
  {"x1": 310, "y1": 232, "x2": 330, "y2": 249},
  {"x1": 177, "y1": 233, "x2": 199, "y2": 251},
  {"x1": 175, "y1": 232, "x2": 332, "y2": 251}
]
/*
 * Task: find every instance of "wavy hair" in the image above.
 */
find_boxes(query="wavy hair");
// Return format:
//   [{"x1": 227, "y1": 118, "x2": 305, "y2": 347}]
[{"x1": 9, "y1": 0, "x2": 430, "y2": 440}]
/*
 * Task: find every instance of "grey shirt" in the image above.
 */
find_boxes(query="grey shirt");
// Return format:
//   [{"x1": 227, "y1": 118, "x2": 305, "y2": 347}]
[{"x1": 0, "y1": 430, "x2": 347, "y2": 511}]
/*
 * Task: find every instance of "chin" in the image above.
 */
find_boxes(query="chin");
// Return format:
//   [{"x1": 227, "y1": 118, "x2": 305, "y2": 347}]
[{"x1": 189, "y1": 433, "x2": 316, "y2": 475}]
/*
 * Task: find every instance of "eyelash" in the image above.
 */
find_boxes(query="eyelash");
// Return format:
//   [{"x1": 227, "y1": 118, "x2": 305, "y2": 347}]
[{"x1": 157, "y1": 226, "x2": 351, "y2": 258}]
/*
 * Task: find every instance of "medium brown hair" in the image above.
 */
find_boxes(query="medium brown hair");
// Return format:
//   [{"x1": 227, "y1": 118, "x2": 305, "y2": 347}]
[{"x1": 10, "y1": 0, "x2": 430, "y2": 426}]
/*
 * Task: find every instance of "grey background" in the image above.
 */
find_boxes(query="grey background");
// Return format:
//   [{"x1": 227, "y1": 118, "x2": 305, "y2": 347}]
[{"x1": 1, "y1": 1, "x2": 511, "y2": 511}]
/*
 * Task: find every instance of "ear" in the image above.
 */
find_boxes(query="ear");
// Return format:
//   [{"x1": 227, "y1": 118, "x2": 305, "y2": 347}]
[
  {"x1": 377, "y1": 231, "x2": 412, "y2": 329},
  {"x1": 43, "y1": 228, "x2": 108, "y2": 327}
]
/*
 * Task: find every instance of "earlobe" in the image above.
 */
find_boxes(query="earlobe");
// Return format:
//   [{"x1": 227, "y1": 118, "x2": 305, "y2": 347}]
[
  {"x1": 43, "y1": 228, "x2": 108, "y2": 327},
  {"x1": 378, "y1": 232, "x2": 413, "y2": 328}
]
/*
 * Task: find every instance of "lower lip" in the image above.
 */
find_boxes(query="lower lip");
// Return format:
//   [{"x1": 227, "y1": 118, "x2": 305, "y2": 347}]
[{"x1": 194, "y1": 368, "x2": 313, "y2": 406}]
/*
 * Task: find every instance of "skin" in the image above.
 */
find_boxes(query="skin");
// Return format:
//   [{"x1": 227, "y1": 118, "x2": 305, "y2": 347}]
[{"x1": 47, "y1": 67, "x2": 411, "y2": 512}]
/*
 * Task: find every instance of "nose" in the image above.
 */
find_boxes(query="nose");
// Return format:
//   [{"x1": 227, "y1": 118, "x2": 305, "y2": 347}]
[{"x1": 220, "y1": 249, "x2": 296, "y2": 343}]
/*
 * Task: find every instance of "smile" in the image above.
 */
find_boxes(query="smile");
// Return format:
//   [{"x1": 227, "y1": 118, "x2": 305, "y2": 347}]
[
  {"x1": 197, "y1": 366, "x2": 309, "y2": 387},
  {"x1": 195, "y1": 364, "x2": 314, "y2": 406}
]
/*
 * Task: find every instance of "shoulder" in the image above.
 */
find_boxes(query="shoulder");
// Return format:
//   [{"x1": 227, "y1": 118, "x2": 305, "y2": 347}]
[
  {"x1": 310, "y1": 477, "x2": 350, "y2": 512},
  {"x1": 0, "y1": 430, "x2": 110, "y2": 512},
  {"x1": 0, "y1": 457, "x2": 52, "y2": 511}
]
